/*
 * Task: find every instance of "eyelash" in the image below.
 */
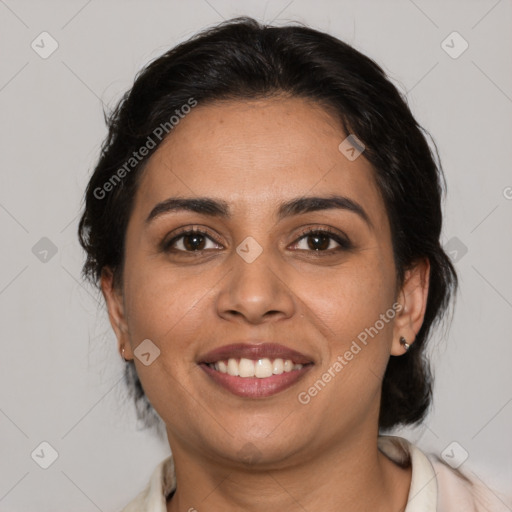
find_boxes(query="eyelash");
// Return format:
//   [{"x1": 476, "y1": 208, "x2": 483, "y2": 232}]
[{"x1": 162, "y1": 226, "x2": 353, "y2": 255}]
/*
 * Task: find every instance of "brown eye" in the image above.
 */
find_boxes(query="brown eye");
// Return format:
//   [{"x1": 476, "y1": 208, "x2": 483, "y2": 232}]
[
  {"x1": 164, "y1": 229, "x2": 222, "y2": 252},
  {"x1": 304, "y1": 232, "x2": 332, "y2": 251},
  {"x1": 292, "y1": 229, "x2": 351, "y2": 252},
  {"x1": 182, "y1": 232, "x2": 207, "y2": 251}
]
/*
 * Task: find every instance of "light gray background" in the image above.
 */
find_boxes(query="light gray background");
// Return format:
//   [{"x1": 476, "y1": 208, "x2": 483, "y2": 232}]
[{"x1": 1, "y1": 0, "x2": 511, "y2": 510}]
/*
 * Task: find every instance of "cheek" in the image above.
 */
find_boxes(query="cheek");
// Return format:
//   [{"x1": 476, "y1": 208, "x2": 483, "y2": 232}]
[
  {"x1": 298, "y1": 276, "x2": 396, "y2": 419},
  {"x1": 307, "y1": 262, "x2": 395, "y2": 340},
  {"x1": 122, "y1": 238, "x2": 215, "y2": 344},
  {"x1": 121, "y1": 263, "x2": 210, "y2": 423},
  {"x1": 301, "y1": 254, "x2": 397, "y2": 404}
]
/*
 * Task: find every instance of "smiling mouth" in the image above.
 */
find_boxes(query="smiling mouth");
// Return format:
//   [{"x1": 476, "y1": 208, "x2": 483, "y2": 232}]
[
  {"x1": 206, "y1": 357, "x2": 306, "y2": 378},
  {"x1": 198, "y1": 342, "x2": 314, "y2": 398},
  {"x1": 200, "y1": 360, "x2": 313, "y2": 398}
]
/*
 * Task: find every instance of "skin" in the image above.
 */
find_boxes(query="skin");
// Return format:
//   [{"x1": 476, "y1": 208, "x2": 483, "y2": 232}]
[{"x1": 101, "y1": 96, "x2": 430, "y2": 512}]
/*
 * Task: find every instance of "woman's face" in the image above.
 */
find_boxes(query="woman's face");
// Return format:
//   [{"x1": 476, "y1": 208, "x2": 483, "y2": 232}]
[{"x1": 103, "y1": 96, "x2": 428, "y2": 466}]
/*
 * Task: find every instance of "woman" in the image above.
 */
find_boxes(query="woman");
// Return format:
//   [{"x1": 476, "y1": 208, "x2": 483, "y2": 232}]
[{"x1": 78, "y1": 17, "x2": 510, "y2": 512}]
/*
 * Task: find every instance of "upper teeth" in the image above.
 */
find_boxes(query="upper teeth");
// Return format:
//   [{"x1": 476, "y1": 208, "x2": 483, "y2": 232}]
[{"x1": 209, "y1": 358, "x2": 304, "y2": 378}]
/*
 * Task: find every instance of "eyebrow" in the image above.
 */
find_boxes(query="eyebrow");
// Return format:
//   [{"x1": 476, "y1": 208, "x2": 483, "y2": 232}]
[{"x1": 145, "y1": 195, "x2": 373, "y2": 230}]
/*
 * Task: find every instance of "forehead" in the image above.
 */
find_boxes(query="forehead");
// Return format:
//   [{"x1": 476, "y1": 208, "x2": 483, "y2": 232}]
[{"x1": 133, "y1": 97, "x2": 386, "y2": 223}]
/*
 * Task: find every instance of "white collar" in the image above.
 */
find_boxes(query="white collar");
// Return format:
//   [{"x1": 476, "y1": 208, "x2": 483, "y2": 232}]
[{"x1": 378, "y1": 435, "x2": 437, "y2": 511}]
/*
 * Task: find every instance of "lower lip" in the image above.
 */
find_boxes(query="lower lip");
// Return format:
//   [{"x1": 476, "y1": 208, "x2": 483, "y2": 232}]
[{"x1": 199, "y1": 363, "x2": 313, "y2": 398}]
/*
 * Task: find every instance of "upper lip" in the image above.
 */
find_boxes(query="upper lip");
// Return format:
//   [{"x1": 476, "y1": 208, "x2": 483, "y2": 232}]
[{"x1": 198, "y1": 342, "x2": 314, "y2": 365}]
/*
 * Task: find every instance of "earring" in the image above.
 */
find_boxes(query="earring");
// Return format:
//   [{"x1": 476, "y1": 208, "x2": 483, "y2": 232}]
[
  {"x1": 121, "y1": 347, "x2": 128, "y2": 362},
  {"x1": 399, "y1": 336, "x2": 410, "y2": 352}
]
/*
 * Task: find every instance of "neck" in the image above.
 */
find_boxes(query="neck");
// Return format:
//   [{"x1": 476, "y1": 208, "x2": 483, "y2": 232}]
[{"x1": 166, "y1": 431, "x2": 412, "y2": 512}]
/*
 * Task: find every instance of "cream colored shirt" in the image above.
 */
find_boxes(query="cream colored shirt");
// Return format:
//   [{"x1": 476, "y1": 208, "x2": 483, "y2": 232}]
[{"x1": 120, "y1": 436, "x2": 511, "y2": 511}]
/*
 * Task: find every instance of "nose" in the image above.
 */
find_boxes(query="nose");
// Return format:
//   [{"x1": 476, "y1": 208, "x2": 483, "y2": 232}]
[{"x1": 215, "y1": 245, "x2": 297, "y2": 325}]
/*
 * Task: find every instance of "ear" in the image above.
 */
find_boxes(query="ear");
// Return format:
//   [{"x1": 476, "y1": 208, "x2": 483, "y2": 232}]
[
  {"x1": 391, "y1": 258, "x2": 430, "y2": 356},
  {"x1": 100, "y1": 267, "x2": 133, "y2": 360}
]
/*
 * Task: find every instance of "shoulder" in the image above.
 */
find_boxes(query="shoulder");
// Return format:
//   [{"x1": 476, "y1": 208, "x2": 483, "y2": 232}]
[
  {"x1": 378, "y1": 436, "x2": 512, "y2": 512},
  {"x1": 428, "y1": 455, "x2": 512, "y2": 512}
]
